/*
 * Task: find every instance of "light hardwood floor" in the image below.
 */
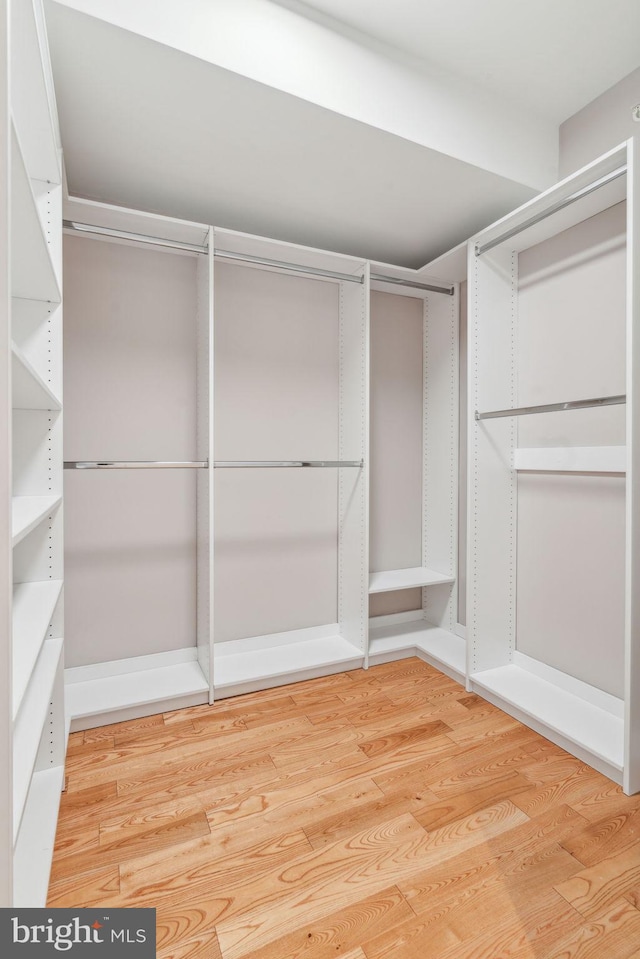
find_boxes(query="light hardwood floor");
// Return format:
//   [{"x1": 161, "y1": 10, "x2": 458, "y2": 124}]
[{"x1": 49, "y1": 658, "x2": 640, "y2": 958}]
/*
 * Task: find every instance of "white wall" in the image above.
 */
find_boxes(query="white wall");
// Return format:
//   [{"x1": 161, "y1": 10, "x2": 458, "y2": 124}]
[
  {"x1": 369, "y1": 291, "x2": 423, "y2": 617},
  {"x1": 63, "y1": 235, "x2": 199, "y2": 667},
  {"x1": 560, "y1": 66, "x2": 640, "y2": 177},
  {"x1": 213, "y1": 263, "x2": 340, "y2": 642},
  {"x1": 50, "y1": 0, "x2": 557, "y2": 191},
  {"x1": 515, "y1": 203, "x2": 627, "y2": 697}
]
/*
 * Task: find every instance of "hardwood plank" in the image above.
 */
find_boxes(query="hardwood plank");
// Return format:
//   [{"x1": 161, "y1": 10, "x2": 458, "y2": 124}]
[
  {"x1": 513, "y1": 764, "x2": 608, "y2": 817},
  {"x1": 100, "y1": 796, "x2": 209, "y2": 845},
  {"x1": 66, "y1": 716, "x2": 314, "y2": 791},
  {"x1": 561, "y1": 808, "x2": 640, "y2": 867},
  {"x1": 555, "y1": 848, "x2": 640, "y2": 919},
  {"x1": 413, "y1": 770, "x2": 535, "y2": 831},
  {"x1": 235, "y1": 886, "x2": 415, "y2": 959},
  {"x1": 214, "y1": 804, "x2": 528, "y2": 959},
  {"x1": 356, "y1": 720, "x2": 452, "y2": 760},
  {"x1": 571, "y1": 782, "x2": 640, "y2": 824},
  {"x1": 47, "y1": 866, "x2": 120, "y2": 907},
  {"x1": 50, "y1": 811, "x2": 211, "y2": 883},
  {"x1": 84, "y1": 713, "x2": 165, "y2": 742},
  {"x1": 119, "y1": 829, "x2": 313, "y2": 906},
  {"x1": 540, "y1": 898, "x2": 640, "y2": 959},
  {"x1": 157, "y1": 929, "x2": 222, "y2": 959}
]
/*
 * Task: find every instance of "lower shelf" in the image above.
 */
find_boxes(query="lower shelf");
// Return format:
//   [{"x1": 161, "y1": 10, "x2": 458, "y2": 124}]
[
  {"x1": 13, "y1": 764, "x2": 64, "y2": 907},
  {"x1": 470, "y1": 664, "x2": 624, "y2": 783},
  {"x1": 214, "y1": 631, "x2": 365, "y2": 698},
  {"x1": 66, "y1": 656, "x2": 209, "y2": 731},
  {"x1": 368, "y1": 618, "x2": 466, "y2": 684}
]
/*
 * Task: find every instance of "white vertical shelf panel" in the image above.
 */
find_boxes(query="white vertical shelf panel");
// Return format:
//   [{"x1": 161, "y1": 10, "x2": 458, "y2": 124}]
[
  {"x1": 423, "y1": 287, "x2": 459, "y2": 631},
  {"x1": 10, "y1": 126, "x2": 60, "y2": 303},
  {"x1": 338, "y1": 264, "x2": 369, "y2": 658},
  {"x1": 11, "y1": 494, "x2": 61, "y2": 547},
  {"x1": 12, "y1": 579, "x2": 62, "y2": 718},
  {"x1": 12, "y1": 636, "x2": 63, "y2": 843},
  {"x1": 625, "y1": 137, "x2": 640, "y2": 795},
  {"x1": 196, "y1": 230, "x2": 214, "y2": 700},
  {"x1": 12, "y1": 341, "x2": 60, "y2": 410},
  {"x1": 467, "y1": 243, "x2": 518, "y2": 676}
]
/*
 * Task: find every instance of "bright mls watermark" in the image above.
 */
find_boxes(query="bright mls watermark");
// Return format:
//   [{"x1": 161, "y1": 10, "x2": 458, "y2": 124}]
[{"x1": 0, "y1": 909, "x2": 156, "y2": 956}]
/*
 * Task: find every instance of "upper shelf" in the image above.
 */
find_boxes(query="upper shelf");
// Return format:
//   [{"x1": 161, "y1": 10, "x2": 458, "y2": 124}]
[
  {"x1": 11, "y1": 125, "x2": 61, "y2": 304},
  {"x1": 11, "y1": 0, "x2": 60, "y2": 184},
  {"x1": 369, "y1": 566, "x2": 455, "y2": 594},
  {"x1": 12, "y1": 342, "x2": 61, "y2": 411}
]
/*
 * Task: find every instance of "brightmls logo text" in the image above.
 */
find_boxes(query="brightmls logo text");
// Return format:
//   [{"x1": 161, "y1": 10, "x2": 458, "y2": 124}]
[{"x1": 1, "y1": 909, "x2": 155, "y2": 956}]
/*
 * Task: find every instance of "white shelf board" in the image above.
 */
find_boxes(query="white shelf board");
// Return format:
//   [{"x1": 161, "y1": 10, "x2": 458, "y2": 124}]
[
  {"x1": 13, "y1": 637, "x2": 63, "y2": 843},
  {"x1": 368, "y1": 619, "x2": 466, "y2": 682},
  {"x1": 11, "y1": 125, "x2": 60, "y2": 303},
  {"x1": 13, "y1": 579, "x2": 63, "y2": 719},
  {"x1": 12, "y1": 495, "x2": 61, "y2": 547},
  {"x1": 66, "y1": 659, "x2": 209, "y2": 722},
  {"x1": 13, "y1": 764, "x2": 64, "y2": 906},
  {"x1": 369, "y1": 566, "x2": 455, "y2": 593},
  {"x1": 12, "y1": 342, "x2": 61, "y2": 410},
  {"x1": 471, "y1": 664, "x2": 624, "y2": 773},
  {"x1": 214, "y1": 633, "x2": 364, "y2": 696}
]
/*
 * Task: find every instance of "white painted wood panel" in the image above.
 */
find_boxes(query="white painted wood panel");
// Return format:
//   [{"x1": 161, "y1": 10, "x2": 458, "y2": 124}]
[{"x1": 12, "y1": 579, "x2": 62, "y2": 718}]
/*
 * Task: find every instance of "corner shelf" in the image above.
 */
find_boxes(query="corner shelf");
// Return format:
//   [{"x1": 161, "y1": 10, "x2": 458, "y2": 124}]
[
  {"x1": 13, "y1": 636, "x2": 63, "y2": 843},
  {"x1": 12, "y1": 494, "x2": 61, "y2": 547},
  {"x1": 369, "y1": 566, "x2": 455, "y2": 593},
  {"x1": 12, "y1": 341, "x2": 61, "y2": 410},
  {"x1": 13, "y1": 579, "x2": 63, "y2": 719},
  {"x1": 368, "y1": 618, "x2": 466, "y2": 684}
]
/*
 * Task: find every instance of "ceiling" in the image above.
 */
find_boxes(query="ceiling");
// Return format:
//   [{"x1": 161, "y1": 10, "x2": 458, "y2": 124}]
[
  {"x1": 290, "y1": 0, "x2": 640, "y2": 123},
  {"x1": 44, "y1": 0, "x2": 640, "y2": 269}
]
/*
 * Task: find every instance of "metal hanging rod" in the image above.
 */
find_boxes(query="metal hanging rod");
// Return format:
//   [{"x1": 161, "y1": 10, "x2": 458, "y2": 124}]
[
  {"x1": 63, "y1": 220, "x2": 362, "y2": 284},
  {"x1": 475, "y1": 164, "x2": 627, "y2": 257},
  {"x1": 64, "y1": 219, "x2": 451, "y2": 293},
  {"x1": 63, "y1": 220, "x2": 209, "y2": 255},
  {"x1": 64, "y1": 461, "x2": 208, "y2": 469},
  {"x1": 214, "y1": 249, "x2": 364, "y2": 285},
  {"x1": 213, "y1": 460, "x2": 363, "y2": 468},
  {"x1": 370, "y1": 272, "x2": 453, "y2": 296},
  {"x1": 475, "y1": 394, "x2": 626, "y2": 421},
  {"x1": 64, "y1": 460, "x2": 364, "y2": 470}
]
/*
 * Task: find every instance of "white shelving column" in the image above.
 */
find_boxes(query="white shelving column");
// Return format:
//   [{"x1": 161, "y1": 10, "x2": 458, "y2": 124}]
[
  {"x1": 468, "y1": 141, "x2": 634, "y2": 789},
  {"x1": 2, "y1": 0, "x2": 64, "y2": 906},
  {"x1": 367, "y1": 274, "x2": 463, "y2": 683}
]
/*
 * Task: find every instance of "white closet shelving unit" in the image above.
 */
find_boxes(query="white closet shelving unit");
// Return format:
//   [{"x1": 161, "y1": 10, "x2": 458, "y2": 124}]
[
  {"x1": 467, "y1": 139, "x2": 639, "y2": 793},
  {"x1": 366, "y1": 266, "x2": 464, "y2": 684},
  {"x1": 62, "y1": 198, "x2": 213, "y2": 730},
  {"x1": 1, "y1": 0, "x2": 65, "y2": 906},
  {"x1": 211, "y1": 229, "x2": 370, "y2": 697}
]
